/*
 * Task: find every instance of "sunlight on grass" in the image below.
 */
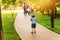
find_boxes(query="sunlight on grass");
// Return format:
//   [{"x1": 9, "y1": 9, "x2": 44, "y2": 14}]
[
  {"x1": 57, "y1": 7, "x2": 60, "y2": 10},
  {"x1": 2, "y1": 12, "x2": 21, "y2": 40},
  {"x1": 35, "y1": 11, "x2": 60, "y2": 34}
]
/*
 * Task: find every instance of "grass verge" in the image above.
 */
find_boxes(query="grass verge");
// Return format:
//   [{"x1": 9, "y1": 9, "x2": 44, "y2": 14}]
[
  {"x1": 2, "y1": 12, "x2": 22, "y2": 40},
  {"x1": 35, "y1": 11, "x2": 60, "y2": 34}
]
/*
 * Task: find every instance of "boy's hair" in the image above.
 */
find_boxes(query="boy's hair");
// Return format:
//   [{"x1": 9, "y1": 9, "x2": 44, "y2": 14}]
[
  {"x1": 32, "y1": 14, "x2": 35, "y2": 17},
  {"x1": 32, "y1": 15, "x2": 35, "y2": 17}
]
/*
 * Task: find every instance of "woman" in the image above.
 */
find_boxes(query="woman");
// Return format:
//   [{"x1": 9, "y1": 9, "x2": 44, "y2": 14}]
[{"x1": 23, "y1": 3, "x2": 29, "y2": 16}]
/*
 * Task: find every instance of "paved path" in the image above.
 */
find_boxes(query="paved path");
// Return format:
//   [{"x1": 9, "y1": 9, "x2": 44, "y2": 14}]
[{"x1": 14, "y1": 10, "x2": 60, "y2": 40}]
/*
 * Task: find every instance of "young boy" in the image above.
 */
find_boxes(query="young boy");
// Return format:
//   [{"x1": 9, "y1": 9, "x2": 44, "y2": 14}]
[{"x1": 31, "y1": 13, "x2": 37, "y2": 34}]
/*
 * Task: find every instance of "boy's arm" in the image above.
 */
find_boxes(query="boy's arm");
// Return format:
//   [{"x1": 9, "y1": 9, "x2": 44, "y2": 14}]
[{"x1": 30, "y1": 18, "x2": 32, "y2": 21}]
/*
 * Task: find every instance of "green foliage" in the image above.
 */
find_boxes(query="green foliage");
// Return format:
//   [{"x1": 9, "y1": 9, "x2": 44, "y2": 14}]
[
  {"x1": 2, "y1": 0, "x2": 24, "y2": 9},
  {"x1": 12, "y1": 0, "x2": 16, "y2": 4},
  {"x1": 2, "y1": 0, "x2": 16, "y2": 5},
  {"x1": 56, "y1": 3, "x2": 60, "y2": 8},
  {"x1": 57, "y1": 10, "x2": 60, "y2": 14},
  {"x1": 19, "y1": 0, "x2": 24, "y2": 3},
  {"x1": 2, "y1": 0, "x2": 16, "y2": 9}
]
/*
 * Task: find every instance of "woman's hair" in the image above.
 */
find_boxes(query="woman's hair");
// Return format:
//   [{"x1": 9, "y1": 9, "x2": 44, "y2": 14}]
[{"x1": 31, "y1": 9, "x2": 34, "y2": 13}]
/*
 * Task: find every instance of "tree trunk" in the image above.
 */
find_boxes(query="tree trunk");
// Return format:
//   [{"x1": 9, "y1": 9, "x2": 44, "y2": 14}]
[
  {"x1": 51, "y1": 9, "x2": 54, "y2": 28},
  {"x1": 0, "y1": 5, "x2": 3, "y2": 40},
  {"x1": 47, "y1": 10, "x2": 49, "y2": 15},
  {"x1": 10, "y1": 8, "x2": 13, "y2": 17},
  {"x1": 54, "y1": 7, "x2": 57, "y2": 18},
  {"x1": 41, "y1": 10, "x2": 44, "y2": 15},
  {"x1": 51, "y1": 16, "x2": 54, "y2": 28}
]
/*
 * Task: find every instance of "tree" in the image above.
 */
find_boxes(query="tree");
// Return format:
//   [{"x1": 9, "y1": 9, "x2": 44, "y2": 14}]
[
  {"x1": 2, "y1": 0, "x2": 16, "y2": 9},
  {"x1": 0, "y1": 0, "x2": 3, "y2": 40},
  {"x1": 25, "y1": 0, "x2": 60, "y2": 28}
]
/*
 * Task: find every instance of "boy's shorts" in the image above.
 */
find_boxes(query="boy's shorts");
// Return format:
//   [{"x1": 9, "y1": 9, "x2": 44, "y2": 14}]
[{"x1": 31, "y1": 23, "x2": 36, "y2": 28}]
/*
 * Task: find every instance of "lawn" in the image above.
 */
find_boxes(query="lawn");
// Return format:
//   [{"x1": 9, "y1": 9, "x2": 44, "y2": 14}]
[
  {"x1": 35, "y1": 11, "x2": 60, "y2": 34},
  {"x1": 2, "y1": 12, "x2": 22, "y2": 40},
  {"x1": 57, "y1": 10, "x2": 60, "y2": 14}
]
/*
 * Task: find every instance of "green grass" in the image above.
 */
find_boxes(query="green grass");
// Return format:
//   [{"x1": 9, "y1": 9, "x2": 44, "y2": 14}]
[
  {"x1": 2, "y1": 12, "x2": 22, "y2": 40},
  {"x1": 35, "y1": 11, "x2": 60, "y2": 34},
  {"x1": 57, "y1": 10, "x2": 60, "y2": 14}
]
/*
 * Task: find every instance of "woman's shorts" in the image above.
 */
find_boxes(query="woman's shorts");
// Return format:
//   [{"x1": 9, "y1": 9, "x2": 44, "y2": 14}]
[
  {"x1": 24, "y1": 10, "x2": 28, "y2": 13},
  {"x1": 31, "y1": 23, "x2": 36, "y2": 28}
]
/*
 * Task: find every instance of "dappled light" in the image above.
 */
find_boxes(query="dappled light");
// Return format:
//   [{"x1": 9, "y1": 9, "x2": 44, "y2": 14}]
[
  {"x1": 57, "y1": 7, "x2": 60, "y2": 10},
  {"x1": 24, "y1": 0, "x2": 58, "y2": 11}
]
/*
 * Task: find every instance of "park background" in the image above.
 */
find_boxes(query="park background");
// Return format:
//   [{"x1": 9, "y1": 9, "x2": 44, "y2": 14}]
[{"x1": 0, "y1": 0, "x2": 60, "y2": 40}]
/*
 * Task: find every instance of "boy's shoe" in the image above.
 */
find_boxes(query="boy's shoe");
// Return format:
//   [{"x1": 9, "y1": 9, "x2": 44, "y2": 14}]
[
  {"x1": 31, "y1": 32, "x2": 34, "y2": 34},
  {"x1": 34, "y1": 32, "x2": 36, "y2": 33}
]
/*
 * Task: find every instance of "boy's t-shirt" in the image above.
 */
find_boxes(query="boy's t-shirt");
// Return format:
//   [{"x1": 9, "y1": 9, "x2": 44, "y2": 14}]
[{"x1": 31, "y1": 17, "x2": 36, "y2": 24}]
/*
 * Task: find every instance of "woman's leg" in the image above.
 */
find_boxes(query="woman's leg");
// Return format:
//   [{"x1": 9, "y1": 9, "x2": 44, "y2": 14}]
[
  {"x1": 24, "y1": 10, "x2": 27, "y2": 16},
  {"x1": 28, "y1": 12, "x2": 30, "y2": 16}
]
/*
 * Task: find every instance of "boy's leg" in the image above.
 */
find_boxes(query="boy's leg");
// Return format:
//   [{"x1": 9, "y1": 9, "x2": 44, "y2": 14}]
[
  {"x1": 34, "y1": 24, "x2": 36, "y2": 33},
  {"x1": 34, "y1": 28, "x2": 36, "y2": 33},
  {"x1": 31, "y1": 28, "x2": 34, "y2": 34},
  {"x1": 32, "y1": 28, "x2": 35, "y2": 33}
]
